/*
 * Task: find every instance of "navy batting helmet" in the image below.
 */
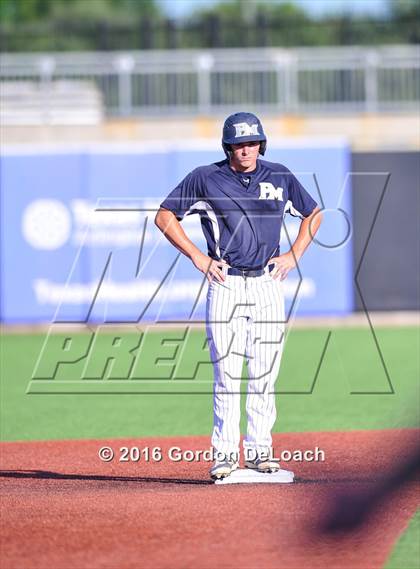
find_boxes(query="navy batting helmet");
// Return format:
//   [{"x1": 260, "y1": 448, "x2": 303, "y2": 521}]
[{"x1": 222, "y1": 112, "x2": 267, "y2": 158}]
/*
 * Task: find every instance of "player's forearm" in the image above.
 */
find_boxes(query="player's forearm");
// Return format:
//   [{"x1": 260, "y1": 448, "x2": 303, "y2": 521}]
[
  {"x1": 154, "y1": 208, "x2": 203, "y2": 261},
  {"x1": 291, "y1": 207, "x2": 322, "y2": 260}
]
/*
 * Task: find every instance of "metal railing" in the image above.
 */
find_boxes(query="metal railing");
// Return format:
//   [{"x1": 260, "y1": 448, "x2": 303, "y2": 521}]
[{"x1": 1, "y1": 46, "x2": 419, "y2": 118}]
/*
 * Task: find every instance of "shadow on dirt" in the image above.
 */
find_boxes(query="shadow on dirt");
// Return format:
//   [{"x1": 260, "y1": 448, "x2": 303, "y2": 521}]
[
  {"x1": 0, "y1": 470, "x2": 384, "y2": 486},
  {"x1": 0, "y1": 469, "x2": 213, "y2": 485}
]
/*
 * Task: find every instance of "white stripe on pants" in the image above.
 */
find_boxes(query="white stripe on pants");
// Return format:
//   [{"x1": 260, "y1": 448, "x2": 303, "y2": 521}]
[{"x1": 206, "y1": 269, "x2": 285, "y2": 459}]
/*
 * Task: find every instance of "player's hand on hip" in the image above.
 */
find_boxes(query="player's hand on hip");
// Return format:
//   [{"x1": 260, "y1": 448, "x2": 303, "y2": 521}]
[
  {"x1": 191, "y1": 251, "x2": 228, "y2": 283},
  {"x1": 269, "y1": 251, "x2": 298, "y2": 280}
]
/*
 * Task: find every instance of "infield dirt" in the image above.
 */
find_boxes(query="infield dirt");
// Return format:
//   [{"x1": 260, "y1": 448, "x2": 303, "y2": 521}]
[{"x1": 1, "y1": 429, "x2": 418, "y2": 569}]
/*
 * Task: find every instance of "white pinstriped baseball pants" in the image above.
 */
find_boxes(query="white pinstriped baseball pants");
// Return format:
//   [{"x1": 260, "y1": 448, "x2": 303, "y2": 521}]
[{"x1": 206, "y1": 267, "x2": 285, "y2": 460}]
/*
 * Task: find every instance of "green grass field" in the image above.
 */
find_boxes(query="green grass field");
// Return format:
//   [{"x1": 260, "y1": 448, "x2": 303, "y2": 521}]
[
  {"x1": 1, "y1": 326, "x2": 418, "y2": 441},
  {"x1": 1, "y1": 325, "x2": 419, "y2": 568},
  {"x1": 385, "y1": 510, "x2": 420, "y2": 569}
]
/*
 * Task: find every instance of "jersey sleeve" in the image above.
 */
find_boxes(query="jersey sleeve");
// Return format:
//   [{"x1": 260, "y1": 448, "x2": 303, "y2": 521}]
[
  {"x1": 159, "y1": 169, "x2": 204, "y2": 221},
  {"x1": 285, "y1": 170, "x2": 318, "y2": 218}
]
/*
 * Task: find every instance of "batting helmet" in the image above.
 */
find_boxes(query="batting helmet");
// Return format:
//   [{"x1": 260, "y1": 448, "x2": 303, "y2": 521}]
[{"x1": 222, "y1": 112, "x2": 267, "y2": 158}]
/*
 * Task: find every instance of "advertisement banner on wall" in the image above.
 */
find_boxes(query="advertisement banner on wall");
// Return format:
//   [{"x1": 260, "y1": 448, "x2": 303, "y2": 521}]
[{"x1": 0, "y1": 141, "x2": 352, "y2": 323}]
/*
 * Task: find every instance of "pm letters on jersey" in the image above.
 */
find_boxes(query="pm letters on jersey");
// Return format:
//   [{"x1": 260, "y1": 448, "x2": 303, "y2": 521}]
[{"x1": 258, "y1": 182, "x2": 284, "y2": 201}]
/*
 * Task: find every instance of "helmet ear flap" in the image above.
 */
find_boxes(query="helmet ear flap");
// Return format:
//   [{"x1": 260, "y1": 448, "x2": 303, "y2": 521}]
[
  {"x1": 222, "y1": 142, "x2": 232, "y2": 159},
  {"x1": 259, "y1": 140, "x2": 267, "y2": 156}
]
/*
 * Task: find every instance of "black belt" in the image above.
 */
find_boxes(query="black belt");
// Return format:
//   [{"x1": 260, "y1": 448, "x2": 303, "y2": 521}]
[{"x1": 227, "y1": 264, "x2": 274, "y2": 278}]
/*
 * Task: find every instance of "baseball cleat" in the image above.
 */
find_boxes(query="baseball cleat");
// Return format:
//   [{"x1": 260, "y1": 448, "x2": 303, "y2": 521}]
[
  {"x1": 209, "y1": 459, "x2": 239, "y2": 480},
  {"x1": 244, "y1": 457, "x2": 280, "y2": 473}
]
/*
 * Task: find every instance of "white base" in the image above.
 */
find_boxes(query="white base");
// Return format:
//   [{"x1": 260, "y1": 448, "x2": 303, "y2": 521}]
[{"x1": 214, "y1": 467, "x2": 294, "y2": 485}]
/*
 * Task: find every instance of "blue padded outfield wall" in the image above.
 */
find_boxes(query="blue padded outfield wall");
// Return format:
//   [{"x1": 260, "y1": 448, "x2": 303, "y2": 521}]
[{"x1": 1, "y1": 141, "x2": 352, "y2": 323}]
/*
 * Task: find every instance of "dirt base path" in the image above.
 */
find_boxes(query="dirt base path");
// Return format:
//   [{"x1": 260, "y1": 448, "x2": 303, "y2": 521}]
[{"x1": 1, "y1": 429, "x2": 418, "y2": 569}]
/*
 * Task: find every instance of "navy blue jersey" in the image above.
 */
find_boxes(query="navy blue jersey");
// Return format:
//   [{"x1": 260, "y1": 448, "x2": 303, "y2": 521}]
[{"x1": 160, "y1": 158, "x2": 317, "y2": 271}]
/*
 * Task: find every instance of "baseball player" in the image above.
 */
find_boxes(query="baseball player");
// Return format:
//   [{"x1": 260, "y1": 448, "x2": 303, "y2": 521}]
[{"x1": 155, "y1": 112, "x2": 322, "y2": 480}]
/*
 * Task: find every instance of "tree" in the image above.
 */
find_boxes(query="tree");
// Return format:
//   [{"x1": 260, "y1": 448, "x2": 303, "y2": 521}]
[
  {"x1": 0, "y1": 0, "x2": 162, "y2": 25},
  {"x1": 389, "y1": 0, "x2": 420, "y2": 43}
]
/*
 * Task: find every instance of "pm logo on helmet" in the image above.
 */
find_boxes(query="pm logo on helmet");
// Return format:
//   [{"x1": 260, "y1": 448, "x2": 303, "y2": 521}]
[{"x1": 233, "y1": 122, "x2": 260, "y2": 137}]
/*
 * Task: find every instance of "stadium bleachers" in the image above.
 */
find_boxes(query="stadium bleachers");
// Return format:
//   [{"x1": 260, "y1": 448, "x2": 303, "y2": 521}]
[{"x1": 0, "y1": 80, "x2": 104, "y2": 125}]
